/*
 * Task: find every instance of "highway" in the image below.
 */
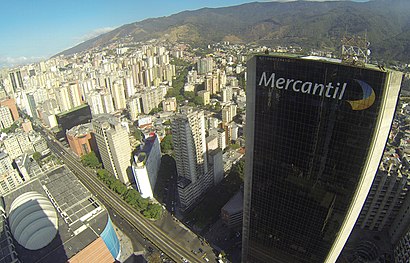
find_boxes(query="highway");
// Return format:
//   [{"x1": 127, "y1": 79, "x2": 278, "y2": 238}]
[{"x1": 39, "y1": 129, "x2": 207, "y2": 263}]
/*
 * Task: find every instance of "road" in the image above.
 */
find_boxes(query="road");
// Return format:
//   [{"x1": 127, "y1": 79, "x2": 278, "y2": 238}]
[{"x1": 38, "y1": 128, "x2": 211, "y2": 263}]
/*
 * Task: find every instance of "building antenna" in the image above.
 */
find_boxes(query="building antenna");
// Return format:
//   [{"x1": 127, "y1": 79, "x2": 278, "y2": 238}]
[{"x1": 341, "y1": 32, "x2": 369, "y2": 67}]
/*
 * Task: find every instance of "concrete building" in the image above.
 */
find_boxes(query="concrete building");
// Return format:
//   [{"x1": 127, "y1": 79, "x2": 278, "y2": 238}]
[
  {"x1": 197, "y1": 90, "x2": 210, "y2": 106},
  {"x1": 162, "y1": 97, "x2": 177, "y2": 112},
  {"x1": 0, "y1": 97, "x2": 19, "y2": 121},
  {"x1": 208, "y1": 148, "x2": 224, "y2": 185},
  {"x1": 112, "y1": 81, "x2": 127, "y2": 111},
  {"x1": 3, "y1": 132, "x2": 34, "y2": 160},
  {"x1": 28, "y1": 131, "x2": 49, "y2": 156},
  {"x1": 14, "y1": 153, "x2": 41, "y2": 181},
  {"x1": 139, "y1": 86, "x2": 167, "y2": 114},
  {"x1": 0, "y1": 106, "x2": 13, "y2": 130},
  {"x1": 0, "y1": 171, "x2": 23, "y2": 195},
  {"x1": 222, "y1": 104, "x2": 237, "y2": 125},
  {"x1": 93, "y1": 115, "x2": 132, "y2": 185},
  {"x1": 131, "y1": 133, "x2": 162, "y2": 198},
  {"x1": 357, "y1": 151, "x2": 409, "y2": 231},
  {"x1": 221, "y1": 190, "x2": 243, "y2": 228},
  {"x1": 197, "y1": 57, "x2": 214, "y2": 75},
  {"x1": 172, "y1": 108, "x2": 213, "y2": 211},
  {"x1": 21, "y1": 119, "x2": 33, "y2": 133},
  {"x1": 66, "y1": 123, "x2": 95, "y2": 157},
  {"x1": 221, "y1": 86, "x2": 233, "y2": 103},
  {"x1": 0, "y1": 152, "x2": 14, "y2": 176}
]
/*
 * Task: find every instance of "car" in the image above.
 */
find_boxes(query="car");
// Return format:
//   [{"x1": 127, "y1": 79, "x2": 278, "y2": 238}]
[
  {"x1": 204, "y1": 257, "x2": 209, "y2": 262},
  {"x1": 198, "y1": 248, "x2": 203, "y2": 253}
]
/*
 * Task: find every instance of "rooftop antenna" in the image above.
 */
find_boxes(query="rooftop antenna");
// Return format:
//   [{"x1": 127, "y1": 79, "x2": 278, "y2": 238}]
[{"x1": 341, "y1": 31, "x2": 369, "y2": 67}]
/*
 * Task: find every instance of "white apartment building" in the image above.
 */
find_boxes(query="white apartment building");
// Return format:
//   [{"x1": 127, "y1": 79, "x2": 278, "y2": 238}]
[
  {"x1": 93, "y1": 115, "x2": 132, "y2": 185},
  {"x1": 131, "y1": 134, "x2": 162, "y2": 198},
  {"x1": 172, "y1": 108, "x2": 213, "y2": 210},
  {"x1": 0, "y1": 106, "x2": 13, "y2": 130}
]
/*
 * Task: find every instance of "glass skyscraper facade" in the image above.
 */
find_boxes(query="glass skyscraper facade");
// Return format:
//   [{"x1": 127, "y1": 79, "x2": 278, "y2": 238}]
[{"x1": 242, "y1": 55, "x2": 402, "y2": 263}]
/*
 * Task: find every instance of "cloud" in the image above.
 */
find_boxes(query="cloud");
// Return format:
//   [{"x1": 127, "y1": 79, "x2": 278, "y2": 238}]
[
  {"x1": 76, "y1": 26, "x2": 117, "y2": 43},
  {"x1": 0, "y1": 56, "x2": 45, "y2": 68}
]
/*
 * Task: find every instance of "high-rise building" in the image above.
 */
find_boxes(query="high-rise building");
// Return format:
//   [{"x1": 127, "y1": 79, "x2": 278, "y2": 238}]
[
  {"x1": 93, "y1": 115, "x2": 131, "y2": 185},
  {"x1": 131, "y1": 133, "x2": 162, "y2": 198},
  {"x1": 172, "y1": 108, "x2": 213, "y2": 211},
  {"x1": 112, "y1": 81, "x2": 127, "y2": 110},
  {"x1": 242, "y1": 55, "x2": 402, "y2": 263},
  {"x1": 356, "y1": 150, "x2": 409, "y2": 232},
  {"x1": 0, "y1": 106, "x2": 14, "y2": 130}
]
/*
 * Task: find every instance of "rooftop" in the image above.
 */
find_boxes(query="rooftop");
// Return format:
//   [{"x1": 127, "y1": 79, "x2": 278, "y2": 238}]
[{"x1": 2, "y1": 165, "x2": 110, "y2": 263}]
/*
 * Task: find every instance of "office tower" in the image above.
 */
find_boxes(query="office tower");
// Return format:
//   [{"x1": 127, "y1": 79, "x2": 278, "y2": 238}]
[
  {"x1": 55, "y1": 104, "x2": 92, "y2": 142},
  {"x1": 172, "y1": 108, "x2": 213, "y2": 211},
  {"x1": 0, "y1": 106, "x2": 13, "y2": 130},
  {"x1": 242, "y1": 55, "x2": 402, "y2": 263},
  {"x1": 93, "y1": 115, "x2": 131, "y2": 185},
  {"x1": 131, "y1": 133, "x2": 162, "y2": 198}
]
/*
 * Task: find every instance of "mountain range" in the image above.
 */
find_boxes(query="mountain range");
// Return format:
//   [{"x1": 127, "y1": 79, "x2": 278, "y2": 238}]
[{"x1": 58, "y1": 0, "x2": 410, "y2": 62}]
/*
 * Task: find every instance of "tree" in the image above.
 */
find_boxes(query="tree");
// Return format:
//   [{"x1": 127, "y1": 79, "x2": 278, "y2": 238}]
[
  {"x1": 184, "y1": 91, "x2": 195, "y2": 101},
  {"x1": 166, "y1": 88, "x2": 180, "y2": 98},
  {"x1": 81, "y1": 151, "x2": 101, "y2": 169},
  {"x1": 194, "y1": 96, "x2": 203, "y2": 105},
  {"x1": 161, "y1": 134, "x2": 173, "y2": 153},
  {"x1": 214, "y1": 102, "x2": 221, "y2": 112},
  {"x1": 134, "y1": 129, "x2": 143, "y2": 141},
  {"x1": 32, "y1": 152, "x2": 42, "y2": 165},
  {"x1": 149, "y1": 107, "x2": 162, "y2": 115},
  {"x1": 230, "y1": 159, "x2": 245, "y2": 180},
  {"x1": 143, "y1": 204, "x2": 163, "y2": 220}
]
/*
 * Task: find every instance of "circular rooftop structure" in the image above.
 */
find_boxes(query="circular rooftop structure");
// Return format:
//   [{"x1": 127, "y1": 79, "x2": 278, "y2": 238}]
[{"x1": 9, "y1": 191, "x2": 58, "y2": 250}]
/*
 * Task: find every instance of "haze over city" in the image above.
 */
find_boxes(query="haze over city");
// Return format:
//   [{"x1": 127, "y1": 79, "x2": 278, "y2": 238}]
[{"x1": 1, "y1": 0, "x2": 370, "y2": 67}]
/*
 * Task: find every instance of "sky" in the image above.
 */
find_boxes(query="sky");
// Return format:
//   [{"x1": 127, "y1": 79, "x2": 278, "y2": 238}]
[{"x1": 0, "y1": 0, "x2": 370, "y2": 68}]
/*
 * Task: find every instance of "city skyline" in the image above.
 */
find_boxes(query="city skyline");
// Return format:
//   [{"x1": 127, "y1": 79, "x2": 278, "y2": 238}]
[{"x1": 1, "y1": 0, "x2": 370, "y2": 68}]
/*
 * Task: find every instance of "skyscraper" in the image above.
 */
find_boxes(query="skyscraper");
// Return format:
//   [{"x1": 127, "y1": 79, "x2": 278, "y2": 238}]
[
  {"x1": 172, "y1": 107, "x2": 213, "y2": 211},
  {"x1": 93, "y1": 115, "x2": 132, "y2": 185},
  {"x1": 242, "y1": 55, "x2": 402, "y2": 263}
]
